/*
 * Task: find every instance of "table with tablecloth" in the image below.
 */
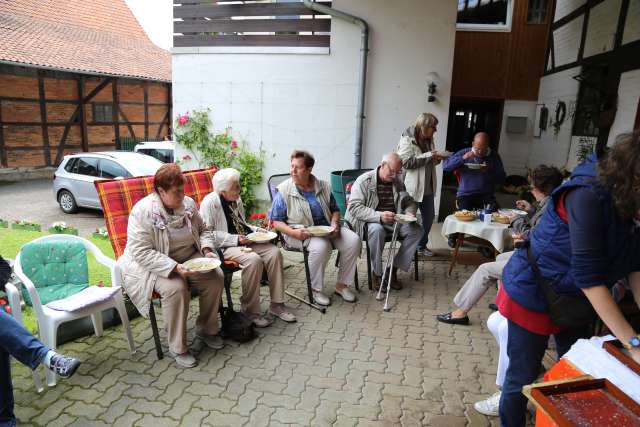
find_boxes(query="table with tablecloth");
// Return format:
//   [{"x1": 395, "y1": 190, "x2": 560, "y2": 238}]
[{"x1": 441, "y1": 214, "x2": 513, "y2": 253}]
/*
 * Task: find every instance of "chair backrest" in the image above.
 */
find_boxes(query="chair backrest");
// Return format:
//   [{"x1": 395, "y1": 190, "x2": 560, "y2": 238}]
[
  {"x1": 267, "y1": 173, "x2": 290, "y2": 202},
  {"x1": 19, "y1": 238, "x2": 89, "y2": 306},
  {"x1": 94, "y1": 167, "x2": 218, "y2": 258}
]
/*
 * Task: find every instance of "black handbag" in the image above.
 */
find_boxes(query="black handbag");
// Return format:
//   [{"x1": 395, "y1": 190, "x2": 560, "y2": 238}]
[
  {"x1": 220, "y1": 307, "x2": 257, "y2": 343},
  {"x1": 526, "y1": 246, "x2": 596, "y2": 329}
]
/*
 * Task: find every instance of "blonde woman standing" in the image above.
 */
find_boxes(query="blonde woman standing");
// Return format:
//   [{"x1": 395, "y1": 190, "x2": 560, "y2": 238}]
[{"x1": 396, "y1": 113, "x2": 447, "y2": 257}]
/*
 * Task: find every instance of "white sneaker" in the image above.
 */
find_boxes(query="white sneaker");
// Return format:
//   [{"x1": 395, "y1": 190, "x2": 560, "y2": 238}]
[
  {"x1": 474, "y1": 391, "x2": 501, "y2": 416},
  {"x1": 169, "y1": 351, "x2": 197, "y2": 368},
  {"x1": 312, "y1": 291, "x2": 331, "y2": 306},
  {"x1": 197, "y1": 334, "x2": 224, "y2": 350},
  {"x1": 334, "y1": 286, "x2": 356, "y2": 303}
]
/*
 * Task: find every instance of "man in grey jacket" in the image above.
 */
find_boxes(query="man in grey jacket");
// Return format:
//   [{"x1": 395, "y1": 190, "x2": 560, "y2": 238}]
[{"x1": 345, "y1": 153, "x2": 423, "y2": 291}]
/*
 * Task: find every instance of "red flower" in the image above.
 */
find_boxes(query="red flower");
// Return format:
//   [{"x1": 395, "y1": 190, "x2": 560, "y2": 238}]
[
  {"x1": 231, "y1": 140, "x2": 238, "y2": 150},
  {"x1": 250, "y1": 213, "x2": 259, "y2": 219},
  {"x1": 182, "y1": 154, "x2": 192, "y2": 161},
  {"x1": 258, "y1": 213, "x2": 267, "y2": 219},
  {"x1": 4, "y1": 306, "x2": 10, "y2": 314},
  {"x1": 178, "y1": 113, "x2": 190, "y2": 126}
]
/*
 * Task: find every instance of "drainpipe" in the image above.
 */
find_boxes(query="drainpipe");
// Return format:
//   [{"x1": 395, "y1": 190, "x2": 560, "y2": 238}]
[{"x1": 303, "y1": 0, "x2": 369, "y2": 169}]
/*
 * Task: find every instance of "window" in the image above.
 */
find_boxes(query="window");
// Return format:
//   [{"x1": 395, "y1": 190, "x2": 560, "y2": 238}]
[
  {"x1": 527, "y1": 0, "x2": 548, "y2": 24},
  {"x1": 76, "y1": 157, "x2": 99, "y2": 177},
  {"x1": 573, "y1": 65, "x2": 608, "y2": 137},
  {"x1": 64, "y1": 158, "x2": 78, "y2": 173},
  {"x1": 99, "y1": 159, "x2": 129, "y2": 179},
  {"x1": 457, "y1": 0, "x2": 513, "y2": 32},
  {"x1": 137, "y1": 148, "x2": 174, "y2": 164},
  {"x1": 92, "y1": 104, "x2": 113, "y2": 123}
]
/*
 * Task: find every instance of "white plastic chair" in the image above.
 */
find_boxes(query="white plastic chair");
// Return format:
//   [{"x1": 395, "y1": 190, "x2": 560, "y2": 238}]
[{"x1": 10, "y1": 234, "x2": 135, "y2": 386}]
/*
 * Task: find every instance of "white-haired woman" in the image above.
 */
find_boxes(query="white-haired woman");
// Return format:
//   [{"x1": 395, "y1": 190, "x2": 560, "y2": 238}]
[
  {"x1": 200, "y1": 168, "x2": 296, "y2": 326},
  {"x1": 397, "y1": 112, "x2": 446, "y2": 257}
]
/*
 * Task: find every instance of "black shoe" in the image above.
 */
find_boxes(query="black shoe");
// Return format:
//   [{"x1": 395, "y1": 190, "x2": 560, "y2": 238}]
[
  {"x1": 447, "y1": 235, "x2": 457, "y2": 248},
  {"x1": 48, "y1": 353, "x2": 81, "y2": 378},
  {"x1": 488, "y1": 303, "x2": 498, "y2": 311},
  {"x1": 436, "y1": 312, "x2": 470, "y2": 325}
]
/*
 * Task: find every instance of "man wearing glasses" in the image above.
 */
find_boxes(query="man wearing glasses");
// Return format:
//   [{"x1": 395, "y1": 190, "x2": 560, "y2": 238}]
[{"x1": 345, "y1": 153, "x2": 422, "y2": 291}]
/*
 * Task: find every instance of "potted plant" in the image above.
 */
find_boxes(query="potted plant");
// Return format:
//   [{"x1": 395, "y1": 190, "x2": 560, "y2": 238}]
[
  {"x1": 11, "y1": 220, "x2": 41, "y2": 232},
  {"x1": 92, "y1": 227, "x2": 109, "y2": 240},
  {"x1": 247, "y1": 212, "x2": 269, "y2": 229},
  {"x1": 48, "y1": 221, "x2": 78, "y2": 235}
]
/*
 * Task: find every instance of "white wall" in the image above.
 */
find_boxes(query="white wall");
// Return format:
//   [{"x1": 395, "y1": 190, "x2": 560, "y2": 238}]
[
  {"x1": 172, "y1": 0, "x2": 457, "y2": 208},
  {"x1": 497, "y1": 100, "x2": 537, "y2": 176},
  {"x1": 608, "y1": 69, "x2": 640, "y2": 146},
  {"x1": 583, "y1": 0, "x2": 621, "y2": 58},
  {"x1": 623, "y1": 0, "x2": 640, "y2": 45}
]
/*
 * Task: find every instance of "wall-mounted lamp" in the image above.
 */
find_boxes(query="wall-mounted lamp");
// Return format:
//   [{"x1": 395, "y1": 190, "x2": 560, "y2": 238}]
[{"x1": 427, "y1": 82, "x2": 437, "y2": 103}]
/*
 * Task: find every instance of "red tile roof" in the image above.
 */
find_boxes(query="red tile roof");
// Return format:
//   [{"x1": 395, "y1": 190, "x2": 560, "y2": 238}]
[{"x1": 0, "y1": 0, "x2": 171, "y2": 82}]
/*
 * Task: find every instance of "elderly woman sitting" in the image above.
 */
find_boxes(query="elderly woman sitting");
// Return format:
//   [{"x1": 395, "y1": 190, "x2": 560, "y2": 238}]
[
  {"x1": 116, "y1": 164, "x2": 224, "y2": 368},
  {"x1": 200, "y1": 168, "x2": 296, "y2": 326},
  {"x1": 270, "y1": 150, "x2": 362, "y2": 306}
]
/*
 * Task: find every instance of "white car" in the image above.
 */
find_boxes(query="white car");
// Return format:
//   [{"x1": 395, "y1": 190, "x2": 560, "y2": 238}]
[
  {"x1": 134, "y1": 141, "x2": 176, "y2": 163},
  {"x1": 53, "y1": 152, "x2": 163, "y2": 213}
]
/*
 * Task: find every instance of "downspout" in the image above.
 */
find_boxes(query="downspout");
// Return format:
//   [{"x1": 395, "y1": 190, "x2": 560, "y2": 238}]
[{"x1": 302, "y1": 0, "x2": 369, "y2": 169}]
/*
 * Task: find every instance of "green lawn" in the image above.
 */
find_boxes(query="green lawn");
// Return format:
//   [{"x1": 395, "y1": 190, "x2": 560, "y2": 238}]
[{"x1": 0, "y1": 228, "x2": 116, "y2": 333}]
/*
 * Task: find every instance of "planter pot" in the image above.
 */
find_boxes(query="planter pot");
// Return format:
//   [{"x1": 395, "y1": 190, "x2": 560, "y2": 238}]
[
  {"x1": 0, "y1": 220, "x2": 7, "y2": 228},
  {"x1": 11, "y1": 223, "x2": 41, "y2": 232},
  {"x1": 49, "y1": 227, "x2": 79, "y2": 236}
]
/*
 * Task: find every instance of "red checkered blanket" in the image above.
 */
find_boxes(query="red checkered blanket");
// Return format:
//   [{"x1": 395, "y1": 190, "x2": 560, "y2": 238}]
[{"x1": 94, "y1": 167, "x2": 218, "y2": 258}]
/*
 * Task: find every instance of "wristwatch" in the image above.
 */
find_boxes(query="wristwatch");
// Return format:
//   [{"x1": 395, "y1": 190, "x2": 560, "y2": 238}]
[{"x1": 624, "y1": 334, "x2": 640, "y2": 349}]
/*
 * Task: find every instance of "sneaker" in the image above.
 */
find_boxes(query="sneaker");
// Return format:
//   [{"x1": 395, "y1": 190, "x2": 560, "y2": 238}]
[
  {"x1": 245, "y1": 313, "x2": 274, "y2": 328},
  {"x1": 47, "y1": 353, "x2": 81, "y2": 378},
  {"x1": 418, "y1": 248, "x2": 435, "y2": 257},
  {"x1": 474, "y1": 391, "x2": 501, "y2": 416},
  {"x1": 270, "y1": 303, "x2": 297, "y2": 323},
  {"x1": 169, "y1": 350, "x2": 197, "y2": 368},
  {"x1": 334, "y1": 286, "x2": 356, "y2": 303},
  {"x1": 312, "y1": 291, "x2": 331, "y2": 306},
  {"x1": 197, "y1": 334, "x2": 225, "y2": 350}
]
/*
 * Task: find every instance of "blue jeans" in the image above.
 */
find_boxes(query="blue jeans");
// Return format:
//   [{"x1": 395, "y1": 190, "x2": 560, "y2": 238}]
[
  {"x1": 0, "y1": 310, "x2": 49, "y2": 427},
  {"x1": 499, "y1": 320, "x2": 590, "y2": 427},
  {"x1": 418, "y1": 194, "x2": 435, "y2": 249}
]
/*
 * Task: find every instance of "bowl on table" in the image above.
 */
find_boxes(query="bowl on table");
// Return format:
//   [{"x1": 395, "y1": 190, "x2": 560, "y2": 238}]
[
  {"x1": 183, "y1": 257, "x2": 222, "y2": 273},
  {"x1": 306, "y1": 225, "x2": 333, "y2": 237},
  {"x1": 454, "y1": 210, "x2": 476, "y2": 221},
  {"x1": 246, "y1": 231, "x2": 278, "y2": 243}
]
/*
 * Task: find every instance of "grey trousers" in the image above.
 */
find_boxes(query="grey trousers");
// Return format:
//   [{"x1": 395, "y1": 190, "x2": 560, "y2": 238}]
[
  {"x1": 452, "y1": 251, "x2": 514, "y2": 311},
  {"x1": 367, "y1": 222, "x2": 422, "y2": 276}
]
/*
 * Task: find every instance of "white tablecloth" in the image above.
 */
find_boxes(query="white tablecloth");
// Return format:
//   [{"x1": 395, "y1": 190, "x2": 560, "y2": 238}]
[{"x1": 441, "y1": 214, "x2": 512, "y2": 253}]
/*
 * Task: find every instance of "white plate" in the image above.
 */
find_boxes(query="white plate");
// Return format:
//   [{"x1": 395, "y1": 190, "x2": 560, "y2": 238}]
[
  {"x1": 246, "y1": 231, "x2": 277, "y2": 243},
  {"x1": 498, "y1": 208, "x2": 528, "y2": 218},
  {"x1": 306, "y1": 225, "x2": 333, "y2": 237},
  {"x1": 395, "y1": 213, "x2": 417, "y2": 224},
  {"x1": 465, "y1": 163, "x2": 486, "y2": 170},
  {"x1": 183, "y1": 257, "x2": 221, "y2": 272}
]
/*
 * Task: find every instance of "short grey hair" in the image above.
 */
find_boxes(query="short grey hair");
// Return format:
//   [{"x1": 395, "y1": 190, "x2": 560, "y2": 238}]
[
  {"x1": 381, "y1": 152, "x2": 401, "y2": 165},
  {"x1": 213, "y1": 168, "x2": 241, "y2": 193}
]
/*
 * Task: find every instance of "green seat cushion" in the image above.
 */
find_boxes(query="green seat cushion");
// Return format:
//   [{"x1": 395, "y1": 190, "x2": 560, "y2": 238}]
[{"x1": 20, "y1": 239, "x2": 89, "y2": 306}]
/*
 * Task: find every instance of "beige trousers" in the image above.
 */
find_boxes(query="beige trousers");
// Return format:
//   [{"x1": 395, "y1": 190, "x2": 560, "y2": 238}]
[
  {"x1": 223, "y1": 243, "x2": 285, "y2": 315},
  {"x1": 452, "y1": 251, "x2": 514, "y2": 311},
  {"x1": 154, "y1": 253, "x2": 224, "y2": 354}
]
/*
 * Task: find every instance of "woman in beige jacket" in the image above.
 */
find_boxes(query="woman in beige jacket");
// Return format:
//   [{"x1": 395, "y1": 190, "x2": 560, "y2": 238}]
[
  {"x1": 116, "y1": 164, "x2": 224, "y2": 368},
  {"x1": 200, "y1": 168, "x2": 296, "y2": 326},
  {"x1": 396, "y1": 113, "x2": 446, "y2": 257}
]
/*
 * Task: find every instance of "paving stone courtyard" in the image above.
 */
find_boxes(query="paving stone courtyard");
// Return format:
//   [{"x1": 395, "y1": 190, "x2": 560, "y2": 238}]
[{"x1": 11, "y1": 250, "x2": 507, "y2": 427}]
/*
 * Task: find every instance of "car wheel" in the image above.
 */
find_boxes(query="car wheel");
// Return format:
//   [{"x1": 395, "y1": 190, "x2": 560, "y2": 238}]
[{"x1": 58, "y1": 190, "x2": 78, "y2": 214}]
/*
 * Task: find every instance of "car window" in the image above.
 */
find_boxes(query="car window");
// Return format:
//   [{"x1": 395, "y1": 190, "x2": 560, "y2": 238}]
[
  {"x1": 76, "y1": 157, "x2": 99, "y2": 177},
  {"x1": 99, "y1": 159, "x2": 130, "y2": 179},
  {"x1": 138, "y1": 148, "x2": 173, "y2": 163},
  {"x1": 64, "y1": 158, "x2": 78, "y2": 173}
]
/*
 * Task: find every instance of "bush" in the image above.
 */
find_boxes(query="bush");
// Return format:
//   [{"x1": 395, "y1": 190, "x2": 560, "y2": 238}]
[{"x1": 175, "y1": 109, "x2": 265, "y2": 211}]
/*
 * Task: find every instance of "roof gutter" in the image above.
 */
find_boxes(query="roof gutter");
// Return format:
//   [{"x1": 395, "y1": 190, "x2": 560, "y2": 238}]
[
  {"x1": 303, "y1": 0, "x2": 369, "y2": 169},
  {"x1": 0, "y1": 59, "x2": 171, "y2": 83}
]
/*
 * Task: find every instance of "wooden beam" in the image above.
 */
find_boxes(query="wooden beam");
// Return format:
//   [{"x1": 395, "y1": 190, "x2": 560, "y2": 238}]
[
  {"x1": 78, "y1": 76, "x2": 89, "y2": 152},
  {"x1": 144, "y1": 81, "x2": 149, "y2": 140},
  {"x1": 577, "y1": 0, "x2": 591, "y2": 61},
  {"x1": 174, "y1": 3, "x2": 331, "y2": 19},
  {"x1": 174, "y1": 18, "x2": 331, "y2": 34},
  {"x1": 634, "y1": 96, "x2": 640, "y2": 130},
  {"x1": 37, "y1": 70, "x2": 52, "y2": 166},
  {"x1": 550, "y1": 0, "x2": 604, "y2": 30},
  {"x1": 614, "y1": 0, "x2": 630, "y2": 49},
  {"x1": 117, "y1": 106, "x2": 136, "y2": 140},
  {"x1": 173, "y1": 34, "x2": 330, "y2": 48},
  {"x1": 0, "y1": 100, "x2": 6, "y2": 167},
  {"x1": 155, "y1": 109, "x2": 170, "y2": 139},
  {"x1": 167, "y1": 83, "x2": 172, "y2": 140},
  {"x1": 112, "y1": 79, "x2": 120, "y2": 148}
]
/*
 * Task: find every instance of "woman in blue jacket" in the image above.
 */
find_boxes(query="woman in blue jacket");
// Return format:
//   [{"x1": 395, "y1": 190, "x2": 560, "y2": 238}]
[{"x1": 497, "y1": 131, "x2": 640, "y2": 426}]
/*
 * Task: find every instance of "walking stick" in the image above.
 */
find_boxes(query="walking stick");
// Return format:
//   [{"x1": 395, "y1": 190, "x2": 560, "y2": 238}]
[{"x1": 376, "y1": 222, "x2": 400, "y2": 312}]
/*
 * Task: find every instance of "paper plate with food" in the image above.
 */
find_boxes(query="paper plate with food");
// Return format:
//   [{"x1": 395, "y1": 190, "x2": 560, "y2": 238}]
[
  {"x1": 183, "y1": 257, "x2": 221, "y2": 273},
  {"x1": 306, "y1": 225, "x2": 333, "y2": 237},
  {"x1": 498, "y1": 208, "x2": 528, "y2": 218},
  {"x1": 454, "y1": 210, "x2": 476, "y2": 221},
  {"x1": 465, "y1": 163, "x2": 487, "y2": 170},
  {"x1": 492, "y1": 213, "x2": 511, "y2": 224},
  {"x1": 395, "y1": 213, "x2": 417, "y2": 224},
  {"x1": 246, "y1": 231, "x2": 278, "y2": 243}
]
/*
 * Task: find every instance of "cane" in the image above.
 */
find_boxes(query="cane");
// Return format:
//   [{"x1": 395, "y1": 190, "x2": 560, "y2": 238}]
[{"x1": 376, "y1": 222, "x2": 400, "y2": 312}]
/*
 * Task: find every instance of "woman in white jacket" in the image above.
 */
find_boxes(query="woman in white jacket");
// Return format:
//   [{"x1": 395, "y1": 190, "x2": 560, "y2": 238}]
[{"x1": 396, "y1": 113, "x2": 447, "y2": 257}]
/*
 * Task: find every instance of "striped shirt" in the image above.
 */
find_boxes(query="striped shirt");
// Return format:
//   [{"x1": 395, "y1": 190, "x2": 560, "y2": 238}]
[{"x1": 376, "y1": 180, "x2": 395, "y2": 212}]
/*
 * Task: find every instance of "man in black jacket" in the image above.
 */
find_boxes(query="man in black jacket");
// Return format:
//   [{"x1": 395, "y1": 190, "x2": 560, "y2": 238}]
[{"x1": 0, "y1": 255, "x2": 81, "y2": 427}]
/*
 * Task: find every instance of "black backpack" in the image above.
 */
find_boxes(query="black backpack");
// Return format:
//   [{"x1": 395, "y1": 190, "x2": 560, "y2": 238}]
[{"x1": 220, "y1": 307, "x2": 256, "y2": 343}]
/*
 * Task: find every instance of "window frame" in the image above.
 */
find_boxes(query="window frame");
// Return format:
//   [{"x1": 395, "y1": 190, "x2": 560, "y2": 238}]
[
  {"x1": 98, "y1": 159, "x2": 130, "y2": 179},
  {"x1": 75, "y1": 157, "x2": 100, "y2": 177},
  {"x1": 456, "y1": 0, "x2": 514, "y2": 33},
  {"x1": 92, "y1": 103, "x2": 114, "y2": 123}
]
